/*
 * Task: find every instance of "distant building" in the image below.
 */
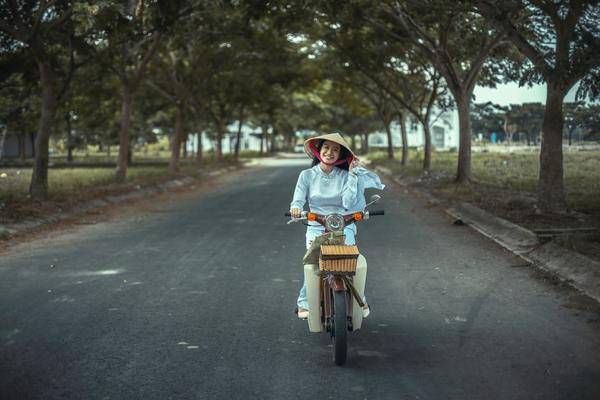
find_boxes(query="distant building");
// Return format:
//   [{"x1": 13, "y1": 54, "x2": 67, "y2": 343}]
[
  {"x1": 369, "y1": 108, "x2": 460, "y2": 150},
  {"x1": 186, "y1": 123, "x2": 268, "y2": 154},
  {"x1": 184, "y1": 108, "x2": 461, "y2": 155}
]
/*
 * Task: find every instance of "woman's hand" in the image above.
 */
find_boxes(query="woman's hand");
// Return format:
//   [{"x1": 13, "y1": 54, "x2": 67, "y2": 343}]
[
  {"x1": 290, "y1": 207, "x2": 302, "y2": 218},
  {"x1": 349, "y1": 157, "x2": 361, "y2": 174}
]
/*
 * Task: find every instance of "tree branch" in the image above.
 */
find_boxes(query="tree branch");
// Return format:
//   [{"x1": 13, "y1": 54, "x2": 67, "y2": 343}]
[
  {"x1": 131, "y1": 32, "x2": 162, "y2": 91},
  {"x1": 424, "y1": 74, "x2": 440, "y2": 122},
  {"x1": 146, "y1": 80, "x2": 177, "y2": 103},
  {"x1": 56, "y1": 34, "x2": 76, "y2": 102},
  {"x1": 43, "y1": 7, "x2": 73, "y2": 33},
  {"x1": 31, "y1": 0, "x2": 58, "y2": 39},
  {"x1": 464, "y1": 32, "x2": 504, "y2": 93},
  {"x1": 476, "y1": 0, "x2": 552, "y2": 78}
]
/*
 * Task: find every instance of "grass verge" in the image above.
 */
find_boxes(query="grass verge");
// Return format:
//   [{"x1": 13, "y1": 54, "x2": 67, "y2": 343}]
[
  {"x1": 0, "y1": 158, "x2": 241, "y2": 224},
  {"x1": 368, "y1": 148, "x2": 600, "y2": 261}
]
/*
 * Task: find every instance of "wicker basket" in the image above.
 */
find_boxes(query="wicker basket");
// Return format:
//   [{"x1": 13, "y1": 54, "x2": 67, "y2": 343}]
[{"x1": 319, "y1": 245, "x2": 360, "y2": 274}]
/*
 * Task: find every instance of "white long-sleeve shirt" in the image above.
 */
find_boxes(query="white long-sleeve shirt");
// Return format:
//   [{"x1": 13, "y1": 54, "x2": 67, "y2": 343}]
[{"x1": 290, "y1": 164, "x2": 385, "y2": 219}]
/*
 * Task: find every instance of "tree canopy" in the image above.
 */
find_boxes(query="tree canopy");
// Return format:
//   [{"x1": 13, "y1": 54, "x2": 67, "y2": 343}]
[{"x1": 1, "y1": 0, "x2": 598, "y2": 213}]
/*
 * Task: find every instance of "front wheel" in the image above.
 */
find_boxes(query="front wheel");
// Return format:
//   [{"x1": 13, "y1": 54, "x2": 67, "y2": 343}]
[{"x1": 332, "y1": 290, "x2": 348, "y2": 365}]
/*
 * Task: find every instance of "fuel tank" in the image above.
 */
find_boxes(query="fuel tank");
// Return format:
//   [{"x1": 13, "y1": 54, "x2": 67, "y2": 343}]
[{"x1": 304, "y1": 254, "x2": 367, "y2": 332}]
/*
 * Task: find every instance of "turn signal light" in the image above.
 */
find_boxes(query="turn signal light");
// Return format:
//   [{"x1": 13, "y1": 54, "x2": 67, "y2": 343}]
[
  {"x1": 354, "y1": 212, "x2": 363, "y2": 221},
  {"x1": 307, "y1": 213, "x2": 317, "y2": 221}
]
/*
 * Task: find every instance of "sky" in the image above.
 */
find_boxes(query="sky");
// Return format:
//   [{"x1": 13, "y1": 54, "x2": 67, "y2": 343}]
[{"x1": 473, "y1": 82, "x2": 579, "y2": 106}]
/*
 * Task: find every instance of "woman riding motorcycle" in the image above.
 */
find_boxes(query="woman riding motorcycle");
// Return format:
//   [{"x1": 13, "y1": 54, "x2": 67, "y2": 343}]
[{"x1": 289, "y1": 133, "x2": 385, "y2": 319}]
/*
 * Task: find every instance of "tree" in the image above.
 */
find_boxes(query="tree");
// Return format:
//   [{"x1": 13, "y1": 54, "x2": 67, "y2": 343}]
[
  {"x1": 146, "y1": 39, "x2": 193, "y2": 173},
  {"x1": 0, "y1": 1, "x2": 89, "y2": 198},
  {"x1": 300, "y1": 8, "x2": 430, "y2": 166},
  {"x1": 564, "y1": 101, "x2": 597, "y2": 145},
  {"x1": 87, "y1": 1, "x2": 184, "y2": 181},
  {"x1": 0, "y1": 72, "x2": 36, "y2": 161},
  {"x1": 476, "y1": 0, "x2": 600, "y2": 212},
  {"x1": 366, "y1": 1, "x2": 509, "y2": 182},
  {"x1": 505, "y1": 103, "x2": 545, "y2": 145},
  {"x1": 65, "y1": 61, "x2": 121, "y2": 157},
  {"x1": 360, "y1": 62, "x2": 446, "y2": 171},
  {"x1": 471, "y1": 102, "x2": 506, "y2": 141},
  {"x1": 578, "y1": 105, "x2": 600, "y2": 140},
  {"x1": 355, "y1": 78, "x2": 397, "y2": 160}
]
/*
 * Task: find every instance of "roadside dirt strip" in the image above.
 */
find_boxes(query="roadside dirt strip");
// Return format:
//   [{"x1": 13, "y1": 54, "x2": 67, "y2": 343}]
[
  {"x1": 0, "y1": 165, "x2": 240, "y2": 240},
  {"x1": 373, "y1": 165, "x2": 600, "y2": 304}
]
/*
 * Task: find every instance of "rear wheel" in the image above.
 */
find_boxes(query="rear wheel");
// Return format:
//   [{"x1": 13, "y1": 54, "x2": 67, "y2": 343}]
[{"x1": 332, "y1": 290, "x2": 347, "y2": 365}]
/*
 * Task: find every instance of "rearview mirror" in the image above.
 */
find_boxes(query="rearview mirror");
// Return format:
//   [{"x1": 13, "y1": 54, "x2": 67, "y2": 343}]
[{"x1": 365, "y1": 194, "x2": 381, "y2": 209}]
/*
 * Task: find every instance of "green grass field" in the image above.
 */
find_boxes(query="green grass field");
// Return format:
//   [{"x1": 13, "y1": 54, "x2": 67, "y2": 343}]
[
  {"x1": 0, "y1": 156, "x2": 241, "y2": 204},
  {"x1": 369, "y1": 149, "x2": 600, "y2": 211}
]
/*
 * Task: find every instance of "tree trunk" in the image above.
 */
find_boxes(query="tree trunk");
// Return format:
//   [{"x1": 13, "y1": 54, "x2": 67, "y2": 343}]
[
  {"x1": 30, "y1": 132, "x2": 35, "y2": 158},
  {"x1": 568, "y1": 128, "x2": 574, "y2": 146},
  {"x1": 18, "y1": 134, "x2": 26, "y2": 162},
  {"x1": 116, "y1": 83, "x2": 133, "y2": 183},
  {"x1": 362, "y1": 133, "x2": 369, "y2": 154},
  {"x1": 196, "y1": 132, "x2": 203, "y2": 164},
  {"x1": 29, "y1": 59, "x2": 57, "y2": 199},
  {"x1": 455, "y1": 96, "x2": 472, "y2": 183},
  {"x1": 270, "y1": 128, "x2": 277, "y2": 153},
  {"x1": 215, "y1": 130, "x2": 223, "y2": 161},
  {"x1": 538, "y1": 84, "x2": 566, "y2": 212},
  {"x1": 66, "y1": 113, "x2": 73, "y2": 162},
  {"x1": 399, "y1": 112, "x2": 408, "y2": 166},
  {"x1": 383, "y1": 117, "x2": 395, "y2": 160},
  {"x1": 260, "y1": 125, "x2": 268, "y2": 155},
  {"x1": 234, "y1": 106, "x2": 245, "y2": 161},
  {"x1": 169, "y1": 106, "x2": 184, "y2": 173},
  {"x1": 182, "y1": 133, "x2": 188, "y2": 159},
  {"x1": 0, "y1": 126, "x2": 7, "y2": 160},
  {"x1": 259, "y1": 135, "x2": 264, "y2": 155},
  {"x1": 422, "y1": 121, "x2": 432, "y2": 172},
  {"x1": 503, "y1": 117, "x2": 512, "y2": 146}
]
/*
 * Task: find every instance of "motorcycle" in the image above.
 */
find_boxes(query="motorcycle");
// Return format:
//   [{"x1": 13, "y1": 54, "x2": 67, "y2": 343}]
[{"x1": 286, "y1": 195, "x2": 384, "y2": 365}]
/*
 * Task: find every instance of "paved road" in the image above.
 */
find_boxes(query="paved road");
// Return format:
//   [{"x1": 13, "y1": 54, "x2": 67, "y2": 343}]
[{"x1": 1, "y1": 159, "x2": 599, "y2": 400}]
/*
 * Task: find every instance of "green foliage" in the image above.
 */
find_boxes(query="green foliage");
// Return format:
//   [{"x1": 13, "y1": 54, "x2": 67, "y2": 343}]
[
  {"x1": 505, "y1": 103, "x2": 545, "y2": 145},
  {"x1": 565, "y1": 103, "x2": 600, "y2": 141},
  {"x1": 476, "y1": 0, "x2": 600, "y2": 101}
]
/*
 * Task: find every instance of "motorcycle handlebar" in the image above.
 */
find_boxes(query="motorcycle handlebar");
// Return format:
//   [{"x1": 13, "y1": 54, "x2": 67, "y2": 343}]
[{"x1": 285, "y1": 210, "x2": 385, "y2": 217}]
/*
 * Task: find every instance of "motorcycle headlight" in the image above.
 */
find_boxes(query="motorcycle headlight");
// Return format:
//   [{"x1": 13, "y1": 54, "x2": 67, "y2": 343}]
[{"x1": 325, "y1": 214, "x2": 345, "y2": 231}]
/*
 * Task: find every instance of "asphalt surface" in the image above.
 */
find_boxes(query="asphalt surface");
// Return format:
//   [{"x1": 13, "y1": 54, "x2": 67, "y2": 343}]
[{"x1": 1, "y1": 158, "x2": 599, "y2": 400}]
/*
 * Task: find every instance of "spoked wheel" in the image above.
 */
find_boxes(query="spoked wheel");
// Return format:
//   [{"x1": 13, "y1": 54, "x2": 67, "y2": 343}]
[{"x1": 332, "y1": 290, "x2": 348, "y2": 365}]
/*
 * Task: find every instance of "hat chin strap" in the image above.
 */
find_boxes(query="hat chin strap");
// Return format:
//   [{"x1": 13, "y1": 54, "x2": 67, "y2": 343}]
[{"x1": 309, "y1": 143, "x2": 348, "y2": 166}]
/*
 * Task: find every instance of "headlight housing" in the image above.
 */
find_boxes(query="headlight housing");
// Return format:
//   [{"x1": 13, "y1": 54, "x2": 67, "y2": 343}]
[{"x1": 324, "y1": 214, "x2": 345, "y2": 231}]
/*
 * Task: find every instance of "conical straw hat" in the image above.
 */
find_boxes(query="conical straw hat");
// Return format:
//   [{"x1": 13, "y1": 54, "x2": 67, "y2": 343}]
[{"x1": 303, "y1": 133, "x2": 356, "y2": 162}]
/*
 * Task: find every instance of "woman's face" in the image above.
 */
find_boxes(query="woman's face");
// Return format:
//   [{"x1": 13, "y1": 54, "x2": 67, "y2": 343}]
[{"x1": 320, "y1": 140, "x2": 341, "y2": 163}]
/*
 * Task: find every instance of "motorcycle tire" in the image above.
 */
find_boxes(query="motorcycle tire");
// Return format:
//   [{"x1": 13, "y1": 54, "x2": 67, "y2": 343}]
[{"x1": 332, "y1": 290, "x2": 348, "y2": 365}]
